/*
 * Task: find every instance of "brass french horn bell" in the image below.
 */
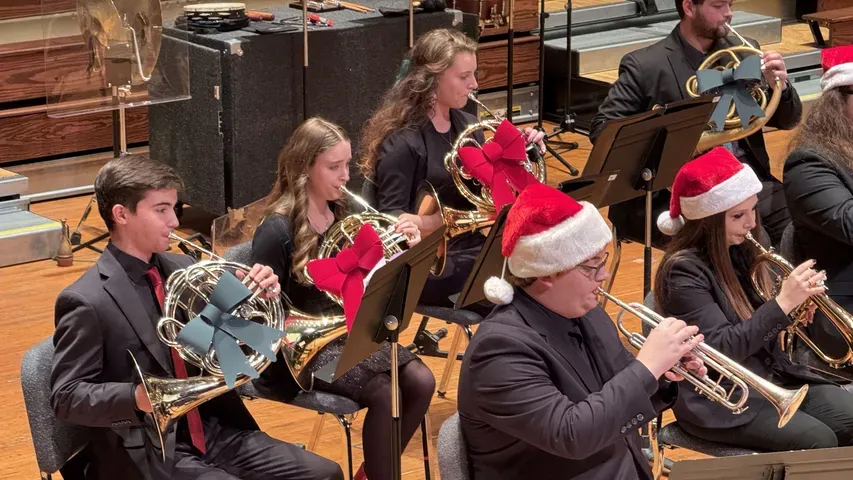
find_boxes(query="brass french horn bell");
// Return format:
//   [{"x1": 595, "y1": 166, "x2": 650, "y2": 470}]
[
  {"x1": 134, "y1": 233, "x2": 285, "y2": 460},
  {"x1": 745, "y1": 232, "x2": 853, "y2": 369},
  {"x1": 686, "y1": 22, "x2": 782, "y2": 154},
  {"x1": 415, "y1": 93, "x2": 547, "y2": 275}
]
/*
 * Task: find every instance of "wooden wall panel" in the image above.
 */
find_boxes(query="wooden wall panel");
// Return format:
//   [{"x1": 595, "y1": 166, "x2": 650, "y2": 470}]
[
  {"x1": 0, "y1": 107, "x2": 148, "y2": 164},
  {"x1": 0, "y1": 36, "x2": 104, "y2": 104},
  {"x1": 0, "y1": 0, "x2": 74, "y2": 21},
  {"x1": 476, "y1": 36, "x2": 540, "y2": 90}
]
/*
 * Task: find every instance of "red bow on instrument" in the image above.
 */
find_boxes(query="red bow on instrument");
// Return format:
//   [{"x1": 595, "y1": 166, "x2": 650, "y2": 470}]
[
  {"x1": 306, "y1": 223, "x2": 385, "y2": 331},
  {"x1": 458, "y1": 119, "x2": 540, "y2": 212}
]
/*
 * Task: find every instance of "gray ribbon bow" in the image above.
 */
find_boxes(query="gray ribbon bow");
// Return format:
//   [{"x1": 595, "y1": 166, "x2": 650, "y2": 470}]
[
  {"x1": 697, "y1": 54, "x2": 765, "y2": 132},
  {"x1": 176, "y1": 271, "x2": 284, "y2": 388}
]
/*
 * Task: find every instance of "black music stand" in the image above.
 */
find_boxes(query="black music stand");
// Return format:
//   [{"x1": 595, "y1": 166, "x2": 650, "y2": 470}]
[
  {"x1": 670, "y1": 445, "x2": 853, "y2": 479},
  {"x1": 314, "y1": 227, "x2": 445, "y2": 480},
  {"x1": 453, "y1": 173, "x2": 617, "y2": 309},
  {"x1": 582, "y1": 95, "x2": 718, "y2": 296}
]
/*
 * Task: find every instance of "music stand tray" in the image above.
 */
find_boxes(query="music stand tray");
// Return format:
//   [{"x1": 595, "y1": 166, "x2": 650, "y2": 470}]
[
  {"x1": 670, "y1": 445, "x2": 853, "y2": 479},
  {"x1": 580, "y1": 94, "x2": 718, "y2": 296}
]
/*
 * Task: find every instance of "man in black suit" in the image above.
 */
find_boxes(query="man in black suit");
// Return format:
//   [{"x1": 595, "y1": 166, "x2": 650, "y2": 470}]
[
  {"x1": 590, "y1": 0, "x2": 802, "y2": 247},
  {"x1": 458, "y1": 183, "x2": 708, "y2": 480},
  {"x1": 50, "y1": 156, "x2": 343, "y2": 480}
]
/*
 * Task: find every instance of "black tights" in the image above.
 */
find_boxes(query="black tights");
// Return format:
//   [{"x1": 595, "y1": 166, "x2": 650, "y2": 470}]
[{"x1": 357, "y1": 360, "x2": 436, "y2": 480}]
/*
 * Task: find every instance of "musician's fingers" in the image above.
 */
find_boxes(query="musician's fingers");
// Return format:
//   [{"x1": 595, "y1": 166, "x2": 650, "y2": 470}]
[
  {"x1": 664, "y1": 371, "x2": 685, "y2": 382},
  {"x1": 791, "y1": 260, "x2": 817, "y2": 278},
  {"x1": 682, "y1": 358, "x2": 703, "y2": 372}
]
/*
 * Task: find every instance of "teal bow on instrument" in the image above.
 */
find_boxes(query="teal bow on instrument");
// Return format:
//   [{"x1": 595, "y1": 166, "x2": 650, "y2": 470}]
[
  {"x1": 697, "y1": 54, "x2": 765, "y2": 132},
  {"x1": 176, "y1": 271, "x2": 284, "y2": 388}
]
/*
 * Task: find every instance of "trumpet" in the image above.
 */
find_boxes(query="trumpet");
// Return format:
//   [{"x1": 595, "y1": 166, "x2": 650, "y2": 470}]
[
  {"x1": 745, "y1": 232, "x2": 853, "y2": 368},
  {"x1": 598, "y1": 288, "x2": 807, "y2": 428}
]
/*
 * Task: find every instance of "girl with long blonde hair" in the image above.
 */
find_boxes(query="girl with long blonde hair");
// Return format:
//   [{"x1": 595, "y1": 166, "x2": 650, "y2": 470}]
[{"x1": 252, "y1": 117, "x2": 435, "y2": 480}]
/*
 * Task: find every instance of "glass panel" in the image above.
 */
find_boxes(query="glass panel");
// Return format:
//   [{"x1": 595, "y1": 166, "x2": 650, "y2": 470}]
[
  {"x1": 42, "y1": 0, "x2": 190, "y2": 118},
  {"x1": 211, "y1": 198, "x2": 268, "y2": 258}
]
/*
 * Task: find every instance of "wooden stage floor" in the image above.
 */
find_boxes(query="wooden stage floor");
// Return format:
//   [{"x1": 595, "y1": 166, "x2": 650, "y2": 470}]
[{"x1": 0, "y1": 13, "x2": 818, "y2": 479}]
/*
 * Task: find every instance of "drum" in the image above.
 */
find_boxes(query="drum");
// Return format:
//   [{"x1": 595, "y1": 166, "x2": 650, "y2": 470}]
[{"x1": 178, "y1": 2, "x2": 250, "y2": 32}]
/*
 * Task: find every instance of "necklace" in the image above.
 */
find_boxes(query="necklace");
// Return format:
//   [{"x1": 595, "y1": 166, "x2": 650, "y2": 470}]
[{"x1": 308, "y1": 208, "x2": 333, "y2": 234}]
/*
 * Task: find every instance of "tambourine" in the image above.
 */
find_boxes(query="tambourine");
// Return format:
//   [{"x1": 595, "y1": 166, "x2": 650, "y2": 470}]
[{"x1": 177, "y1": 2, "x2": 250, "y2": 32}]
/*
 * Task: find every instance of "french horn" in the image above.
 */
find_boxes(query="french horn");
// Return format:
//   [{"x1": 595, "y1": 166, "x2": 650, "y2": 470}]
[
  {"x1": 133, "y1": 233, "x2": 285, "y2": 460},
  {"x1": 415, "y1": 92, "x2": 547, "y2": 275},
  {"x1": 745, "y1": 232, "x2": 853, "y2": 369},
  {"x1": 686, "y1": 22, "x2": 782, "y2": 153},
  {"x1": 280, "y1": 185, "x2": 413, "y2": 391}
]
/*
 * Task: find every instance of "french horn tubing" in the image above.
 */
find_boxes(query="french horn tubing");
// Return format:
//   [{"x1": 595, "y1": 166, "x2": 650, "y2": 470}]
[
  {"x1": 134, "y1": 232, "x2": 285, "y2": 460},
  {"x1": 744, "y1": 231, "x2": 853, "y2": 369},
  {"x1": 687, "y1": 22, "x2": 782, "y2": 154}
]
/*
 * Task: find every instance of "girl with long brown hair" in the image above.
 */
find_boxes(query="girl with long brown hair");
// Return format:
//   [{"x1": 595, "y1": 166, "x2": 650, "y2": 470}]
[
  {"x1": 654, "y1": 147, "x2": 853, "y2": 452},
  {"x1": 250, "y1": 117, "x2": 435, "y2": 480},
  {"x1": 783, "y1": 48, "x2": 853, "y2": 360},
  {"x1": 358, "y1": 27, "x2": 544, "y2": 311}
]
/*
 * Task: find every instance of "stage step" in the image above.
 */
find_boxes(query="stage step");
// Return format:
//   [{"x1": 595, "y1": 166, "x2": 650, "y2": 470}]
[
  {"x1": 0, "y1": 168, "x2": 62, "y2": 268},
  {"x1": 547, "y1": 11, "x2": 782, "y2": 75}
]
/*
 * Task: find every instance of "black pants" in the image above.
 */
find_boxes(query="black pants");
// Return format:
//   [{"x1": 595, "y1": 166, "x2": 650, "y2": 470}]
[
  {"x1": 173, "y1": 422, "x2": 343, "y2": 480},
  {"x1": 681, "y1": 384, "x2": 853, "y2": 451}
]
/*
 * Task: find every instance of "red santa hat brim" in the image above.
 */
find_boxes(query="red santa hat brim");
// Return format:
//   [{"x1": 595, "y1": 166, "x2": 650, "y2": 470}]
[{"x1": 507, "y1": 201, "x2": 612, "y2": 279}]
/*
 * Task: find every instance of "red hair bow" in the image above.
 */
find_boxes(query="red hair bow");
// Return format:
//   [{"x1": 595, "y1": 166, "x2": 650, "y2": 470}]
[
  {"x1": 457, "y1": 119, "x2": 540, "y2": 211},
  {"x1": 306, "y1": 223, "x2": 384, "y2": 331}
]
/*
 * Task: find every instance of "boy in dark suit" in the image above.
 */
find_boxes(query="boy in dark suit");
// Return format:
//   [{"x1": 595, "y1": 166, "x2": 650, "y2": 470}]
[
  {"x1": 50, "y1": 155, "x2": 343, "y2": 480},
  {"x1": 590, "y1": 0, "x2": 801, "y2": 247},
  {"x1": 458, "y1": 183, "x2": 707, "y2": 480}
]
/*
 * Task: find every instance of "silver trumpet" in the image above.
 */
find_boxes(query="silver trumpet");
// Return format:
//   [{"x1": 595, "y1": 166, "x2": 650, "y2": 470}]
[{"x1": 598, "y1": 288, "x2": 808, "y2": 428}]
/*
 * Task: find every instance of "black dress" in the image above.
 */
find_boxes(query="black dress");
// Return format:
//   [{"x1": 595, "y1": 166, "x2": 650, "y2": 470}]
[
  {"x1": 374, "y1": 109, "x2": 489, "y2": 310},
  {"x1": 250, "y1": 212, "x2": 418, "y2": 402}
]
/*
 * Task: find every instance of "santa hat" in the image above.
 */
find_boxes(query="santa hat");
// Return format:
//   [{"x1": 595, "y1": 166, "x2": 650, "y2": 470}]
[
  {"x1": 657, "y1": 147, "x2": 762, "y2": 236},
  {"x1": 821, "y1": 45, "x2": 853, "y2": 92},
  {"x1": 484, "y1": 183, "x2": 612, "y2": 305}
]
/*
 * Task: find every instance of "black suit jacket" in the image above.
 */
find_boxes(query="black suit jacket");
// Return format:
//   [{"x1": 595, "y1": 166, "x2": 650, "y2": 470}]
[
  {"x1": 590, "y1": 27, "x2": 802, "y2": 246},
  {"x1": 784, "y1": 147, "x2": 853, "y2": 305},
  {"x1": 50, "y1": 247, "x2": 259, "y2": 480},
  {"x1": 458, "y1": 291, "x2": 677, "y2": 480},
  {"x1": 656, "y1": 250, "x2": 832, "y2": 430},
  {"x1": 783, "y1": 146, "x2": 853, "y2": 357}
]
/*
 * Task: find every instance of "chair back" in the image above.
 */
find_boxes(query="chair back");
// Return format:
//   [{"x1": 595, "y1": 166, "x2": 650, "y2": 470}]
[
  {"x1": 360, "y1": 177, "x2": 379, "y2": 209},
  {"x1": 21, "y1": 337, "x2": 91, "y2": 474},
  {"x1": 437, "y1": 412, "x2": 472, "y2": 480},
  {"x1": 779, "y1": 223, "x2": 796, "y2": 261},
  {"x1": 641, "y1": 291, "x2": 658, "y2": 337},
  {"x1": 223, "y1": 241, "x2": 253, "y2": 264}
]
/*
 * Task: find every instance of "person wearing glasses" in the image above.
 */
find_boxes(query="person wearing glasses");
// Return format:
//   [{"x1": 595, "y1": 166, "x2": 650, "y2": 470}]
[{"x1": 457, "y1": 183, "x2": 707, "y2": 480}]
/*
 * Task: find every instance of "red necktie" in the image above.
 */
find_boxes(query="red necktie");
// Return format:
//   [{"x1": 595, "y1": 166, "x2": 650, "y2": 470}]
[{"x1": 145, "y1": 266, "x2": 207, "y2": 455}]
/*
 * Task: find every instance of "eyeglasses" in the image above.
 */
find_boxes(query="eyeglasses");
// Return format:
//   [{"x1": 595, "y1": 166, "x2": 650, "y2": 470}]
[{"x1": 576, "y1": 252, "x2": 610, "y2": 279}]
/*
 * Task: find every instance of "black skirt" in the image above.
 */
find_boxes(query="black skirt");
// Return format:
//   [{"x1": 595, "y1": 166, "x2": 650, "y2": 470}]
[{"x1": 310, "y1": 336, "x2": 419, "y2": 402}]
